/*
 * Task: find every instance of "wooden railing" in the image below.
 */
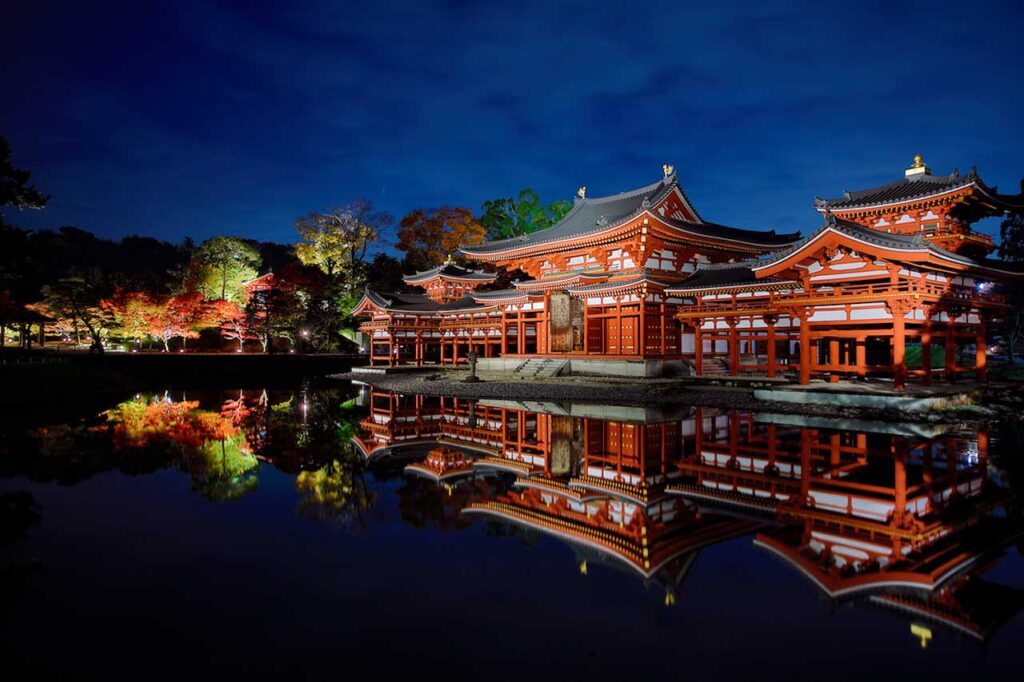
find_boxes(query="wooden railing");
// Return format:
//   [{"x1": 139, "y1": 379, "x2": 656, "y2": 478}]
[{"x1": 684, "y1": 279, "x2": 1004, "y2": 315}]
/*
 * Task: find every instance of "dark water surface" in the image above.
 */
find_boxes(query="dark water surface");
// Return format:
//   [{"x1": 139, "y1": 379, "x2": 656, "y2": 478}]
[{"x1": 1, "y1": 383, "x2": 1023, "y2": 679}]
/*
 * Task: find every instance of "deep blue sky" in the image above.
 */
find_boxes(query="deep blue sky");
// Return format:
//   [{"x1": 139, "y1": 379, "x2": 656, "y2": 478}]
[{"x1": 2, "y1": 0, "x2": 1022, "y2": 250}]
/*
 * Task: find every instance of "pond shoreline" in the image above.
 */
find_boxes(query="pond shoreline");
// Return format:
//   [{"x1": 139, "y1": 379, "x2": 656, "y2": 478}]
[{"x1": 330, "y1": 369, "x2": 1024, "y2": 426}]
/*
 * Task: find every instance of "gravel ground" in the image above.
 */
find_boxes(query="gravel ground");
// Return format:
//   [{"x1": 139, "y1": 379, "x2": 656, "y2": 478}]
[{"x1": 328, "y1": 369, "x2": 1020, "y2": 425}]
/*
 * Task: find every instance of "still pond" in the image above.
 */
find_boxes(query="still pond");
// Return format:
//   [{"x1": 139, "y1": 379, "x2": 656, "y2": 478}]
[{"x1": 1, "y1": 383, "x2": 1022, "y2": 679}]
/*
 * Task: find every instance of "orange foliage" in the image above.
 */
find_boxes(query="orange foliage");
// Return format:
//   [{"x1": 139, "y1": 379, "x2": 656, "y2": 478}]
[
  {"x1": 103, "y1": 399, "x2": 239, "y2": 450},
  {"x1": 396, "y1": 206, "x2": 487, "y2": 271}
]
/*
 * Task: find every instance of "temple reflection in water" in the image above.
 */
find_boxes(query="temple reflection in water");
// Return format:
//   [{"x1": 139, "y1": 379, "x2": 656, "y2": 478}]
[{"x1": 354, "y1": 386, "x2": 1024, "y2": 642}]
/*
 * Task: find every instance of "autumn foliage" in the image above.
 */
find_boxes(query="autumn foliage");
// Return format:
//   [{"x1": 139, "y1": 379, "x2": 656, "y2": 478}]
[{"x1": 396, "y1": 206, "x2": 487, "y2": 272}]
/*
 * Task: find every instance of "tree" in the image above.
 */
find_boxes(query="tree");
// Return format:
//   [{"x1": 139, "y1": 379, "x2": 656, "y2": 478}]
[
  {"x1": 104, "y1": 289, "x2": 158, "y2": 347},
  {"x1": 295, "y1": 459, "x2": 374, "y2": 523},
  {"x1": 189, "y1": 236, "x2": 261, "y2": 302},
  {"x1": 209, "y1": 299, "x2": 250, "y2": 351},
  {"x1": 396, "y1": 206, "x2": 487, "y2": 273},
  {"x1": 146, "y1": 291, "x2": 213, "y2": 351},
  {"x1": 997, "y1": 211, "x2": 1024, "y2": 363},
  {"x1": 295, "y1": 199, "x2": 391, "y2": 294},
  {"x1": 0, "y1": 136, "x2": 48, "y2": 228},
  {"x1": 245, "y1": 280, "x2": 303, "y2": 353},
  {"x1": 365, "y1": 253, "x2": 404, "y2": 293},
  {"x1": 41, "y1": 270, "x2": 114, "y2": 353},
  {"x1": 480, "y1": 188, "x2": 572, "y2": 240}
]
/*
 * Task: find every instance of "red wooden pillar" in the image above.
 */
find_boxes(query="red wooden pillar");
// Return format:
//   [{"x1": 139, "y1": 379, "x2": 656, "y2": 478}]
[
  {"x1": 920, "y1": 317, "x2": 932, "y2": 385},
  {"x1": 975, "y1": 315, "x2": 988, "y2": 382},
  {"x1": 659, "y1": 302, "x2": 667, "y2": 355},
  {"x1": 798, "y1": 428, "x2": 813, "y2": 505},
  {"x1": 893, "y1": 312, "x2": 906, "y2": 391},
  {"x1": 728, "y1": 318, "x2": 739, "y2": 376},
  {"x1": 977, "y1": 426, "x2": 989, "y2": 481},
  {"x1": 639, "y1": 293, "x2": 648, "y2": 357},
  {"x1": 945, "y1": 318, "x2": 956, "y2": 382},
  {"x1": 693, "y1": 319, "x2": 703, "y2": 376},
  {"x1": 855, "y1": 335, "x2": 866, "y2": 378},
  {"x1": 798, "y1": 311, "x2": 811, "y2": 385},
  {"x1": 894, "y1": 449, "x2": 907, "y2": 525},
  {"x1": 765, "y1": 316, "x2": 777, "y2": 378}
]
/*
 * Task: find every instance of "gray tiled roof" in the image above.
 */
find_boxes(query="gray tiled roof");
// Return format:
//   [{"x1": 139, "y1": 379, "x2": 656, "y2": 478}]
[
  {"x1": 567, "y1": 270, "x2": 677, "y2": 294},
  {"x1": 662, "y1": 217, "x2": 799, "y2": 246},
  {"x1": 666, "y1": 262, "x2": 771, "y2": 292},
  {"x1": 471, "y1": 288, "x2": 530, "y2": 300},
  {"x1": 460, "y1": 172, "x2": 796, "y2": 256},
  {"x1": 815, "y1": 167, "x2": 1024, "y2": 211},
  {"x1": 403, "y1": 263, "x2": 496, "y2": 283},
  {"x1": 755, "y1": 217, "x2": 1024, "y2": 275},
  {"x1": 362, "y1": 290, "x2": 439, "y2": 313},
  {"x1": 437, "y1": 295, "x2": 488, "y2": 311}
]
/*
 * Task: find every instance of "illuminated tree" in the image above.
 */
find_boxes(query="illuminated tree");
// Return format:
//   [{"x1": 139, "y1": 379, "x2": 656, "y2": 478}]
[
  {"x1": 295, "y1": 198, "x2": 391, "y2": 289},
  {"x1": 245, "y1": 280, "x2": 303, "y2": 353},
  {"x1": 104, "y1": 288, "x2": 158, "y2": 347},
  {"x1": 189, "y1": 433, "x2": 260, "y2": 502},
  {"x1": 480, "y1": 188, "x2": 572, "y2": 239},
  {"x1": 295, "y1": 459, "x2": 374, "y2": 523},
  {"x1": 396, "y1": 206, "x2": 487, "y2": 272},
  {"x1": 41, "y1": 270, "x2": 114, "y2": 353},
  {"x1": 188, "y1": 236, "x2": 261, "y2": 302},
  {"x1": 209, "y1": 298, "x2": 250, "y2": 351},
  {"x1": 146, "y1": 291, "x2": 214, "y2": 351}
]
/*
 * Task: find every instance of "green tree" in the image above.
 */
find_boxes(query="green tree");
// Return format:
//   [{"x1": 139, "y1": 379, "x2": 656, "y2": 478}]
[
  {"x1": 41, "y1": 270, "x2": 114, "y2": 353},
  {"x1": 245, "y1": 282, "x2": 303, "y2": 353},
  {"x1": 295, "y1": 199, "x2": 391, "y2": 294},
  {"x1": 480, "y1": 188, "x2": 572, "y2": 239},
  {"x1": 0, "y1": 136, "x2": 48, "y2": 228},
  {"x1": 189, "y1": 236, "x2": 261, "y2": 302}
]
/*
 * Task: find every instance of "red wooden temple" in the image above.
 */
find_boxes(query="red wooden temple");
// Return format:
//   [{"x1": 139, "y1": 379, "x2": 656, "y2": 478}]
[{"x1": 354, "y1": 158, "x2": 1024, "y2": 384}]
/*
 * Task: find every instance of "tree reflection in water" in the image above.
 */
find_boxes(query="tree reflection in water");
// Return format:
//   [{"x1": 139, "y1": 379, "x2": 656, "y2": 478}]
[{"x1": 7, "y1": 387, "x2": 370, "y2": 517}]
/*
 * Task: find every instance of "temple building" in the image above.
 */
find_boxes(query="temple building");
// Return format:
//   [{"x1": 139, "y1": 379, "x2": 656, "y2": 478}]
[{"x1": 354, "y1": 158, "x2": 1023, "y2": 384}]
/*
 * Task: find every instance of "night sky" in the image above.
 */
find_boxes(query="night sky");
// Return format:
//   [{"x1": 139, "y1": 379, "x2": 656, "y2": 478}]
[{"x1": 2, "y1": 0, "x2": 1022, "y2": 250}]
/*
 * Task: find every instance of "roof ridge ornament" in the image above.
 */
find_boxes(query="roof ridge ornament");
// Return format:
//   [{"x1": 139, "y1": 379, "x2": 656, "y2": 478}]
[
  {"x1": 641, "y1": 197, "x2": 651, "y2": 209},
  {"x1": 577, "y1": 185, "x2": 587, "y2": 199},
  {"x1": 663, "y1": 164, "x2": 675, "y2": 178},
  {"x1": 949, "y1": 167, "x2": 959, "y2": 180},
  {"x1": 905, "y1": 153, "x2": 931, "y2": 178},
  {"x1": 596, "y1": 214, "x2": 608, "y2": 227}
]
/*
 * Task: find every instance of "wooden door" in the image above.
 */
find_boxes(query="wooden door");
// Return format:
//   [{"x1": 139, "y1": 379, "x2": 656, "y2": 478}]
[
  {"x1": 605, "y1": 317, "x2": 620, "y2": 354},
  {"x1": 549, "y1": 292, "x2": 572, "y2": 352}
]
